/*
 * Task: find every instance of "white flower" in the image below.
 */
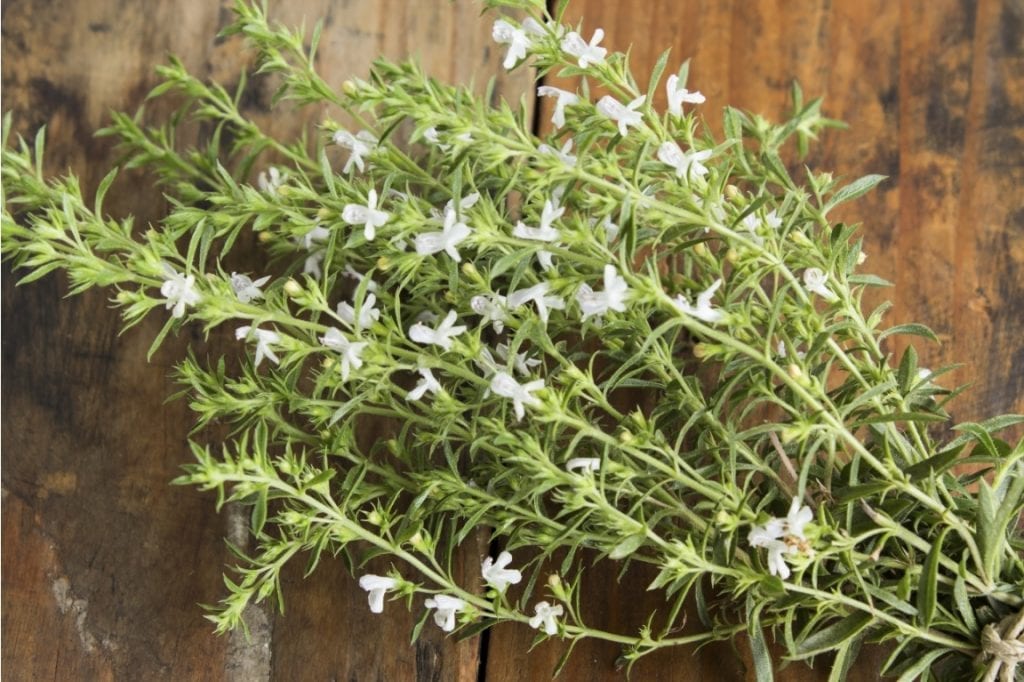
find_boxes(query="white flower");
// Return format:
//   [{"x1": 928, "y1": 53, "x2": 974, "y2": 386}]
[
  {"x1": 407, "y1": 366, "x2": 442, "y2": 401},
  {"x1": 666, "y1": 73, "x2": 705, "y2": 117},
  {"x1": 537, "y1": 138, "x2": 577, "y2": 167},
  {"x1": 740, "y1": 213, "x2": 766, "y2": 247},
  {"x1": 300, "y1": 225, "x2": 331, "y2": 277},
  {"x1": 672, "y1": 278, "x2": 725, "y2": 324},
  {"x1": 319, "y1": 327, "x2": 367, "y2": 382},
  {"x1": 423, "y1": 127, "x2": 449, "y2": 152},
  {"x1": 257, "y1": 166, "x2": 284, "y2": 194},
  {"x1": 332, "y1": 129, "x2": 378, "y2": 173},
  {"x1": 513, "y1": 220, "x2": 560, "y2": 242},
  {"x1": 747, "y1": 497, "x2": 814, "y2": 580},
  {"x1": 444, "y1": 192, "x2": 481, "y2": 217},
  {"x1": 495, "y1": 343, "x2": 541, "y2": 377},
  {"x1": 230, "y1": 272, "x2": 270, "y2": 304},
  {"x1": 917, "y1": 368, "x2": 932, "y2": 382},
  {"x1": 492, "y1": 19, "x2": 532, "y2": 70},
  {"x1": 343, "y1": 189, "x2": 389, "y2": 241},
  {"x1": 507, "y1": 282, "x2": 565, "y2": 324},
  {"x1": 529, "y1": 601, "x2": 564, "y2": 636},
  {"x1": 522, "y1": 17, "x2": 565, "y2": 39},
  {"x1": 160, "y1": 264, "x2": 201, "y2": 318},
  {"x1": 337, "y1": 293, "x2": 380, "y2": 329},
  {"x1": 415, "y1": 207, "x2": 472, "y2": 262},
  {"x1": 358, "y1": 574, "x2": 397, "y2": 614},
  {"x1": 561, "y1": 29, "x2": 606, "y2": 68},
  {"x1": 235, "y1": 326, "x2": 281, "y2": 367},
  {"x1": 424, "y1": 594, "x2": 466, "y2": 632},
  {"x1": 765, "y1": 210, "x2": 783, "y2": 230},
  {"x1": 537, "y1": 86, "x2": 580, "y2": 128},
  {"x1": 597, "y1": 95, "x2": 645, "y2": 137},
  {"x1": 470, "y1": 293, "x2": 508, "y2": 333},
  {"x1": 481, "y1": 551, "x2": 523, "y2": 592},
  {"x1": 474, "y1": 346, "x2": 500, "y2": 377},
  {"x1": 776, "y1": 340, "x2": 807, "y2": 361},
  {"x1": 590, "y1": 215, "x2": 619, "y2": 243},
  {"x1": 408, "y1": 310, "x2": 467, "y2": 351},
  {"x1": 576, "y1": 264, "x2": 629, "y2": 321},
  {"x1": 566, "y1": 457, "x2": 600, "y2": 474},
  {"x1": 490, "y1": 371, "x2": 544, "y2": 421},
  {"x1": 657, "y1": 141, "x2": 712, "y2": 179},
  {"x1": 803, "y1": 267, "x2": 837, "y2": 301},
  {"x1": 343, "y1": 264, "x2": 378, "y2": 293}
]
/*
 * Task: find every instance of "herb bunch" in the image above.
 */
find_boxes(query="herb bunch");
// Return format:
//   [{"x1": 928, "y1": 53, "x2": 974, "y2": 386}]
[{"x1": 3, "y1": 1, "x2": 1023, "y2": 679}]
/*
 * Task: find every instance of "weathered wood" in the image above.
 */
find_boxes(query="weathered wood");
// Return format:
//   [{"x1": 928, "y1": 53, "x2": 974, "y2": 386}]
[
  {"x1": 1, "y1": 1, "x2": 529, "y2": 680},
  {"x1": 3, "y1": 0, "x2": 1023, "y2": 680}
]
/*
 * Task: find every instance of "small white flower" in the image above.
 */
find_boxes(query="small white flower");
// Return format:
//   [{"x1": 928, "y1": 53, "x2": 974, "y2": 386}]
[
  {"x1": 917, "y1": 368, "x2": 932, "y2": 382},
  {"x1": 747, "y1": 497, "x2": 814, "y2": 581},
  {"x1": 160, "y1": 264, "x2": 201, "y2": 318},
  {"x1": 235, "y1": 326, "x2": 281, "y2": 367},
  {"x1": 803, "y1": 267, "x2": 838, "y2": 301},
  {"x1": 481, "y1": 551, "x2": 523, "y2": 592},
  {"x1": 333, "y1": 129, "x2": 378, "y2": 173},
  {"x1": 657, "y1": 141, "x2": 712, "y2": 180},
  {"x1": 672, "y1": 278, "x2": 725, "y2": 324},
  {"x1": 358, "y1": 574, "x2": 397, "y2": 614},
  {"x1": 561, "y1": 29, "x2": 606, "y2": 68},
  {"x1": 765, "y1": 210, "x2": 783, "y2": 230},
  {"x1": 474, "y1": 346, "x2": 501, "y2": 377},
  {"x1": 444, "y1": 192, "x2": 481, "y2": 217},
  {"x1": 666, "y1": 73, "x2": 705, "y2": 117},
  {"x1": 408, "y1": 310, "x2": 467, "y2": 351},
  {"x1": 740, "y1": 213, "x2": 766, "y2": 247},
  {"x1": 507, "y1": 282, "x2": 566, "y2": 324},
  {"x1": 407, "y1": 366, "x2": 442, "y2": 401},
  {"x1": 343, "y1": 189, "x2": 389, "y2": 241},
  {"x1": 490, "y1": 371, "x2": 544, "y2": 421},
  {"x1": 776, "y1": 340, "x2": 807, "y2": 361},
  {"x1": 492, "y1": 19, "x2": 532, "y2": 70},
  {"x1": 536, "y1": 250, "x2": 555, "y2": 272},
  {"x1": 537, "y1": 138, "x2": 577, "y2": 167},
  {"x1": 513, "y1": 220, "x2": 561, "y2": 242},
  {"x1": 576, "y1": 264, "x2": 630, "y2": 321},
  {"x1": 537, "y1": 86, "x2": 581, "y2": 128},
  {"x1": 300, "y1": 225, "x2": 331, "y2": 278},
  {"x1": 495, "y1": 342, "x2": 541, "y2": 377},
  {"x1": 415, "y1": 207, "x2": 472, "y2": 262},
  {"x1": 590, "y1": 215, "x2": 619, "y2": 243},
  {"x1": 230, "y1": 272, "x2": 270, "y2": 304},
  {"x1": 319, "y1": 327, "x2": 367, "y2": 382},
  {"x1": 597, "y1": 95, "x2": 645, "y2": 137},
  {"x1": 470, "y1": 293, "x2": 508, "y2": 333},
  {"x1": 257, "y1": 166, "x2": 284, "y2": 194},
  {"x1": 529, "y1": 601, "x2": 564, "y2": 636},
  {"x1": 423, "y1": 126, "x2": 449, "y2": 152},
  {"x1": 424, "y1": 594, "x2": 466, "y2": 632},
  {"x1": 522, "y1": 17, "x2": 565, "y2": 39},
  {"x1": 337, "y1": 293, "x2": 380, "y2": 329},
  {"x1": 343, "y1": 265, "x2": 379, "y2": 293},
  {"x1": 566, "y1": 457, "x2": 600, "y2": 474}
]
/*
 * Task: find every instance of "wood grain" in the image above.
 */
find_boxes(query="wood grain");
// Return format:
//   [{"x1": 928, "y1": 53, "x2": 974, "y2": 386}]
[{"x1": 2, "y1": 0, "x2": 1022, "y2": 680}]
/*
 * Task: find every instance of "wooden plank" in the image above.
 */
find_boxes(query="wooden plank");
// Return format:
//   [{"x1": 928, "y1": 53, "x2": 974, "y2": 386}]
[
  {"x1": 485, "y1": 0, "x2": 1024, "y2": 680},
  {"x1": 1, "y1": 1, "x2": 530, "y2": 680}
]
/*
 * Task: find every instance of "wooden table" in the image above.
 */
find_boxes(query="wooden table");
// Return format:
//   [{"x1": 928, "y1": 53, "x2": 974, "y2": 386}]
[{"x1": 3, "y1": 1, "x2": 1022, "y2": 679}]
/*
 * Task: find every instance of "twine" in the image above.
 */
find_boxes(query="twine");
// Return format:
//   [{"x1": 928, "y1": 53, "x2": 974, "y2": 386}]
[{"x1": 980, "y1": 609, "x2": 1024, "y2": 682}]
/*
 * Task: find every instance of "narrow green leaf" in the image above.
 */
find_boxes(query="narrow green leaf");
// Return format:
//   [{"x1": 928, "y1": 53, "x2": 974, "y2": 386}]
[
  {"x1": 795, "y1": 612, "x2": 873, "y2": 658},
  {"x1": 879, "y1": 323, "x2": 940, "y2": 344},
  {"x1": 904, "y1": 443, "x2": 965, "y2": 481},
  {"x1": 825, "y1": 174, "x2": 887, "y2": 211},
  {"x1": 894, "y1": 649, "x2": 947, "y2": 682},
  {"x1": 975, "y1": 480, "x2": 1001, "y2": 583},
  {"x1": 952, "y1": 572, "x2": 977, "y2": 635},
  {"x1": 646, "y1": 49, "x2": 672, "y2": 105},
  {"x1": 916, "y1": 528, "x2": 948, "y2": 627},
  {"x1": 746, "y1": 593, "x2": 774, "y2": 682},
  {"x1": 608, "y1": 533, "x2": 645, "y2": 560},
  {"x1": 847, "y1": 273, "x2": 893, "y2": 287},
  {"x1": 250, "y1": 487, "x2": 268, "y2": 535}
]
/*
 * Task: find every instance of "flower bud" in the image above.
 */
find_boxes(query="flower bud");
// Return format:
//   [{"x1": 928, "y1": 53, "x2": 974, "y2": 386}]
[
  {"x1": 284, "y1": 278, "x2": 303, "y2": 297},
  {"x1": 342, "y1": 80, "x2": 358, "y2": 96},
  {"x1": 693, "y1": 242, "x2": 707, "y2": 257},
  {"x1": 725, "y1": 248, "x2": 739, "y2": 264},
  {"x1": 547, "y1": 573, "x2": 568, "y2": 601},
  {"x1": 857, "y1": 251, "x2": 868, "y2": 265},
  {"x1": 258, "y1": 230, "x2": 273, "y2": 243},
  {"x1": 377, "y1": 256, "x2": 392, "y2": 272},
  {"x1": 724, "y1": 184, "x2": 741, "y2": 200},
  {"x1": 619, "y1": 429, "x2": 634, "y2": 444},
  {"x1": 322, "y1": 357, "x2": 336, "y2": 369},
  {"x1": 444, "y1": 290, "x2": 458, "y2": 304},
  {"x1": 317, "y1": 207, "x2": 332, "y2": 221},
  {"x1": 115, "y1": 291, "x2": 133, "y2": 304},
  {"x1": 366, "y1": 509, "x2": 384, "y2": 526},
  {"x1": 787, "y1": 363, "x2": 803, "y2": 380},
  {"x1": 693, "y1": 343, "x2": 712, "y2": 359},
  {"x1": 461, "y1": 262, "x2": 481, "y2": 282}
]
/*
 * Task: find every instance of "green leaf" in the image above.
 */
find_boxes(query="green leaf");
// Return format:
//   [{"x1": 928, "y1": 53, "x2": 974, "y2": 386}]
[
  {"x1": 893, "y1": 649, "x2": 947, "y2": 682},
  {"x1": 904, "y1": 443, "x2": 965, "y2": 481},
  {"x1": 795, "y1": 612, "x2": 873, "y2": 658},
  {"x1": 916, "y1": 528, "x2": 948, "y2": 627},
  {"x1": 746, "y1": 593, "x2": 774, "y2": 682},
  {"x1": 879, "y1": 323, "x2": 940, "y2": 344},
  {"x1": 608, "y1": 533, "x2": 645, "y2": 560},
  {"x1": 646, "y1": 49, "x2": 672, "y2": 105},
  {"x1": 835, "y1": 481, "x2": 891, "y2": 504},
  {"x1": 250, "y1": 487, "x2": 268, "y2": 535},
  {"x1": 853, "y1": 411, "x2": 947, "y2": 427},
  {"x1": 825, "y1": 174, "x2": 887, "y2": 212},
  {"x1": 975, "y1": 480, "x2": 1002, "y2": 582},
  {"x1": 847, "y1": 273, "x2": 893, "y2": 287}
]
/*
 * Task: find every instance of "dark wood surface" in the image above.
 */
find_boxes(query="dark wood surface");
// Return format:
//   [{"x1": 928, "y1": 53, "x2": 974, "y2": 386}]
[{"x1": 3, "y1": 1, "x2": 1022, "y2": 680}]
